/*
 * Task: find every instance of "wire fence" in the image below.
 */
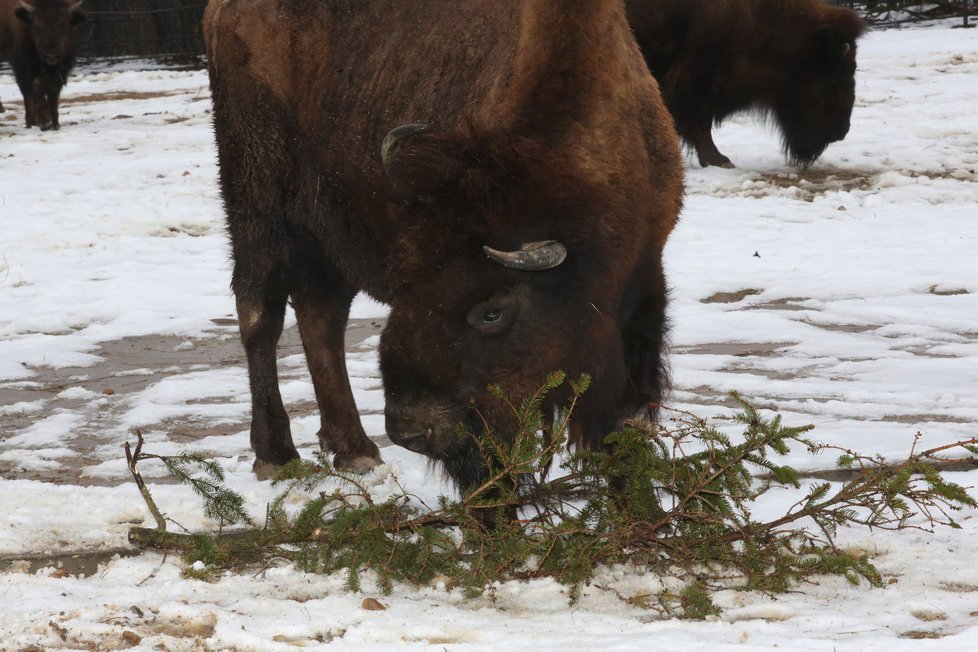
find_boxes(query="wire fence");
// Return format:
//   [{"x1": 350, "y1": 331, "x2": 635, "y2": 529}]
[
  {"x1": 77, "y1": 1, "x2": 206, "y2": 63},
  {"x1": 45, "y1": 1, "x2": 978, "y2": 67}
]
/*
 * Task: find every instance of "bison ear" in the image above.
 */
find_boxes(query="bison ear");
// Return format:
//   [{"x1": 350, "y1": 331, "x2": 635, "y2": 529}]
[
  {"x1": 381, "y1": 124, "x2": 483, "y2": 201},
  {"x1": 813, "y1": 28, "x2": 854, "y2": 66}
]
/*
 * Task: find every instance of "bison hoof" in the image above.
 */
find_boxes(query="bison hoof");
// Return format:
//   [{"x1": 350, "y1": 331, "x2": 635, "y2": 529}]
[
  {"x1": 333, "y1": 453, "x2": 384, "y2": 474},
  {"x1": 697, "y1": 151, "x2": 735, "y2": 169},
  {"x1": 252, "y1": 458, "x2": 295, "y2": 481}
]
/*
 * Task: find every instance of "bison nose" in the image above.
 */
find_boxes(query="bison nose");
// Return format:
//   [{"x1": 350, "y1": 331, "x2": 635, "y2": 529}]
[
  {"x1": 385, "y1": 410, "x2": 433, "y2": 454},
  {"x1": 43, "y1": 55, "x2": 59, "y2": 66},
  {"x1": 389, "y1": 429, "x2": 432, "y2": 454}
]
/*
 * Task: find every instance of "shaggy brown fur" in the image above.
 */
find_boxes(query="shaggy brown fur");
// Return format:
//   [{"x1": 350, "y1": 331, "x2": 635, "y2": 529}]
[
  {"x1": 0, "y1": 0, "x2": 86, "y2": 130},
  {"x1": 627, "y1": 0, "x2": 867, "y2": 168},
  {"x1": 204, "y1": 0, "x2": 683, "y2": 490}
]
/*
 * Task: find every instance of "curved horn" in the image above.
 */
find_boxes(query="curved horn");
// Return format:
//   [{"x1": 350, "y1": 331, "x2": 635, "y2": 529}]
[
  {"x1": 381, "y1": 123, "x2": 429, "y2": 168},
  {"x1": 483, "y1": 240, "x2": 567, "y2": 271},
  {"x1": 840, "y1": 42, "x2": 852, "y2": 57},
  {"x1": 19, "y1": 1, "x2": 35, "y2": 13}
]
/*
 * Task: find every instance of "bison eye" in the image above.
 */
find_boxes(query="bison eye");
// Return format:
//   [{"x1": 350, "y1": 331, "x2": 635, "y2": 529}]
[{"x1": 466, "y1": 300, "x2": 517, "y2": 336}]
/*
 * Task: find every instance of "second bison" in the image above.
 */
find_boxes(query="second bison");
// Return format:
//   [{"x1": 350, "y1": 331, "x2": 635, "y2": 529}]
[
  {"x1": 0, "y1": 0, "x2": 87, "y2": 130},
  {"x1": 627, "y1": 0, "x2": 867, "y2": 168}
]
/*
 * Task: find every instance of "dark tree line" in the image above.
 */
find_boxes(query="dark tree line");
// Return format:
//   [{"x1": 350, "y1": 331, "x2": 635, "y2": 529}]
[{"x1": 71, "y1": 1, "x2": 971, "y2": 61}]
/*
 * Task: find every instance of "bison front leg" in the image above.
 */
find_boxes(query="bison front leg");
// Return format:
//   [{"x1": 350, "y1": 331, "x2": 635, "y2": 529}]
[
  {"x1": 291, "y1": 273, "x2": 383, "y2": 474},
  {"x1": 235, "y1": 284, "x2": 300, "y2": 480},
  {"x1": 690, "y1": 114, "x2": 734, "y2": 169},
  {"x1": 43, "y1": 84, "x2": 62, "y2": 131},
  {"x1": 28, "y1": 78, "x2": 54, "y2": 130},
  {"x1": 659, "y1": 63, "x2": 734, "y2": 169},
  {"x1": 23, "y1": 93, "x2": 40, "y2": 129},
  {"x1": 13, "y1": 73, "x2": 36, "y2": 128}
]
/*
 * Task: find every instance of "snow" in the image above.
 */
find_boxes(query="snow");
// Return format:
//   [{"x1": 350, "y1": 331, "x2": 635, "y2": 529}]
[{"x1": 2, "y1": 25, "x2": 978, "y2": 650}]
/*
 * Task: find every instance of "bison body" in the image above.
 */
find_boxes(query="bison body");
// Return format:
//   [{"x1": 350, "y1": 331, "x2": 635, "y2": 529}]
[
  {"x1": 0, "y1": 0, "x2": 86, "y2": 130},
  {"x1": 626, "y1": 0, "x2": 866, "y2": 168},
  {"x1": 204, "y1": 0, "x2": 683, "y2": 490}
]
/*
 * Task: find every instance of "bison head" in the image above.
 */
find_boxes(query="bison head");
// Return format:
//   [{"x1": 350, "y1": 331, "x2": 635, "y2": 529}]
[
  {"x1": 15, "y1": 0, "x2": 86, "y2": 67},
  {"x1": 774, "y1": 17, "x2": 867, "y2": 166},
  {"x1": 377, "y1": 124, "x2": 645, "y2": 491}
]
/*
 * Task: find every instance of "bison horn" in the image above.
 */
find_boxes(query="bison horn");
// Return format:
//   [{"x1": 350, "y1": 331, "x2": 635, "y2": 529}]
[
  {"x1": 483, "y1": 240, "x2": 567, "y2": 271},
  {"x1": 840, "y1": 42, "x2": 851, "y2": 57},
  {"x1": 18, "y1": 1, "x2": 34, "y2": 13},
  {"x1": 381, "y1": 123, "x2": 429, "y2": 168}
]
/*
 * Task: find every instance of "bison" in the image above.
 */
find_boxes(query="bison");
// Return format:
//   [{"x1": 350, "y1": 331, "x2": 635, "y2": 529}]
[
  {"x1": 203, "y1": 0, "x2": 683, "y2": 491},
  {"x1": 626, "y1": 0, "x2": 867, "y2": 168},
  {"x1": 0, "y1": 0, "x2": 86, "y2": 130}
]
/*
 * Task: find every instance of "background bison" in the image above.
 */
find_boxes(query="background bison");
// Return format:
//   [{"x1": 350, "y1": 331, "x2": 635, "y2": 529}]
[
  {"x1": 627, "y1": 0, "x2": 867, "y2": 167},
  {"x1": 204, "y1": 0, "x2": 683, "y2": 490},
  {"x1": 0, "y1": 0, "x2": 86, "y2": 130}
]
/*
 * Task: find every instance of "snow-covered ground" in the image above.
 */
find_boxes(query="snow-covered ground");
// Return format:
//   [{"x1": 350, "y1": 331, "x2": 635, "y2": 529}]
[{"x1": 1, "y1": 25, "x2": 977, "y2": 651}]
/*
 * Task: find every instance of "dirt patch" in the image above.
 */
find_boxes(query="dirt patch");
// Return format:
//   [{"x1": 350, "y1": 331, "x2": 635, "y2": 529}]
[
  {"x1": 758, "y1": 168, "x2": 877, "y2": 195},
  {"x1": 881, "y1": 413, "x2": 974, "y2": 425},
  {"x1": 674, "y1": 342, "x2": 796, "y2": 358},
  {"x1": 701, "y1": 289, "x2": 763, "y2": 304},
  {"x1": 62, "y1": 90, "x2": 188, "y2": 106},
  {"x1": 706, "y1": 166, "x2": 978, "y2": 201},
  {"x1": 900, "y1": 630, "x2": 948, "y2": 640},
  {"x1": 744, "y1": 297, "x2": 811, "y2": 312},
  {"x1": 940, "y1": 582, "x2": 978, "y2": 593},
  {"x1": 929, "y1": 284, "x2": 970, "y2": 296},
  {"x1": 801, "y1": 319, "x2": 879, "y2": 334}
]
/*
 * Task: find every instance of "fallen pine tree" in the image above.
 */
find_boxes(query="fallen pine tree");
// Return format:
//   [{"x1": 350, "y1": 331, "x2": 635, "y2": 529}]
[{"x1": 125, "y1": 375, "x2": 978, "y2": 615}]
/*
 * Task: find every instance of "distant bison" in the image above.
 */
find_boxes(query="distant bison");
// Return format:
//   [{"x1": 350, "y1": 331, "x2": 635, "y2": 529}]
[
  {"x1": 626, "y1": 0, "x2": 867, "y2": 167},
  {"x1": 204, "y1": 0, "x2": 683, "y2": 490},
  {"x1": 0, "y1": 0, "x2": 86, "y2": 130}
]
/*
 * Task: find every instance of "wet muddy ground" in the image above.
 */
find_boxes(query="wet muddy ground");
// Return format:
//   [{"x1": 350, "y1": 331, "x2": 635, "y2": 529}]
[
  {"x1": 0, "y1": 318, "x2": 386, "y2": 486},
  {"x1": 5, "y1": 306, "x2": 974, "y2": 489}
]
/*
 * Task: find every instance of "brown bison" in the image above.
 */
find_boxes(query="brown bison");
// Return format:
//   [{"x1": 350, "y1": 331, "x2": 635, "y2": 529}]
[
  {"x1": 626, "y1": 0, "x2": 867, "y2": 168},
  {"x1": 203, "y1": 0, "x2": 683, "y2": 490},
  {"x1": 0, "y1": 0, "x2": 86, "y2": 130}
]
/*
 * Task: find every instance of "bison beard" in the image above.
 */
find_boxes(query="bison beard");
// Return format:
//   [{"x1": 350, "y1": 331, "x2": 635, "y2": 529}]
[
  {"x1": 203, "y1": 0, "x2": 683, "y2": 492},
  {"x1": 626, "y1": 0, "x2": 867, "y2": 168}
]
